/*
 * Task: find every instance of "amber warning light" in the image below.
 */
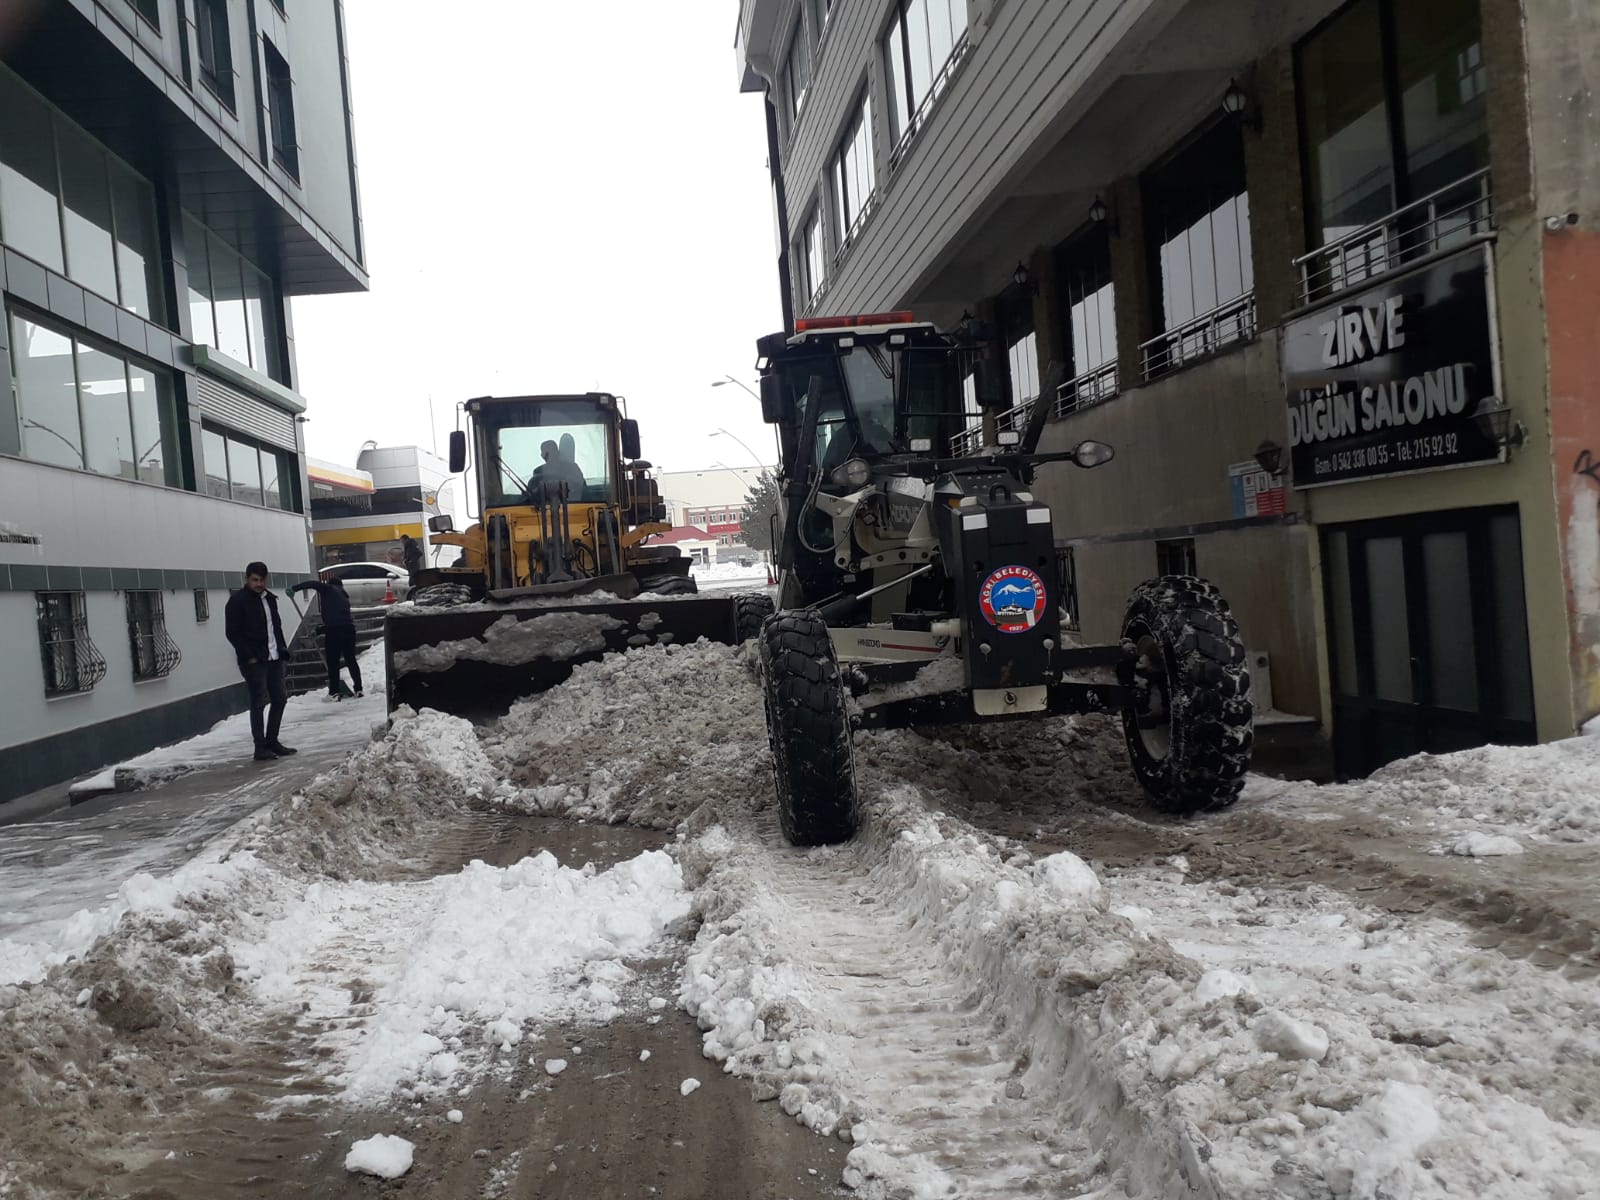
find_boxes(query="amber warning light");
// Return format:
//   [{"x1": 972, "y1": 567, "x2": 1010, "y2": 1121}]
[{"x1": 795, "y1": 311, "x2": 917, "y2": 333}]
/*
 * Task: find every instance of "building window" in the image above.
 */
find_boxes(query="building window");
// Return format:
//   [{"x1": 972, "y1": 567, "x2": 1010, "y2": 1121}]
[
  {"x1": 133, "y1": 0, "x2": 160, "y2": 28},
  {"x1": 37, "y1": 591, "x2": 107, "y2": 696},
  {"x1": 1297, "y1": 0, "x2": 1488, "y2": 256},
  {"x1": 1157, "y1": 537, "x2": 1198, "y2": 578},
  {"x1": 264, "y1": 40, "x2": 299, "y2": 179},
  {"x1": 832, "y1": 91, "x2": 875, "y2": 248},
  {"x1": 1055, "y1": 226, "x2": 1117, "y2": 408},
  {"x1": 194, "y1": 588, "x2": 210, "y2": 622},
  {"x1": 201, "y1": 422, "x2": 299, "y2": 511},
  {"x1": 1056, "y1": 549, "x2": 1080, "y2": 632},
  {"x1": 883, "y1": 0, "x2": 968, "y2": 148},
  {"x1": 0, "y1": 66, "x2": 168, "y2": 322},
  {"x1": 8, "y1": 309, "x2": 182, "y2": 484},
  {"x1": 183, "y1": 214, "x2": 285, "y2": 380},
  {"x1": 781, "y1": 17, "x2": 811, "y2": 125},
  {"x1": 195, "y1": 0, "x2": 235, "y2": 109},
  {"x1": 796, "y1": 206, "x2": 825, "y2": 310},
  {"x1": 1145, "y1": 120, "x2": 1253, "y2": 335},
  {"x1": 126, "y1": 590, "x2": 181, "y2": 680}
]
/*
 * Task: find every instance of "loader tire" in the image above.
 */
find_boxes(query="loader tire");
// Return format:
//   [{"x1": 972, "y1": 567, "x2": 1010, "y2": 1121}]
[
  {"x1": 761, "y1": 609, "x2": 859, "y2": 846},
  {"x1": 734, "y1": 593, "x2": 775, "y2": 642},
  {"x1": 641, "y1": 573, "x2": 697, "y2": 596},
  {"x1": 1120, "y1": 575, "x2": 1253, "y2": 815}
]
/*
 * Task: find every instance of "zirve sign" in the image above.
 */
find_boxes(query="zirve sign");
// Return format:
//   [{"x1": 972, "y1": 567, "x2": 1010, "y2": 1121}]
[
  {"x1": 978, "y1": 565, "x2": 1048, "y2": 633},
  {"x1": 1281, "y1": 245, "x2": 1502, "y2": 487}
]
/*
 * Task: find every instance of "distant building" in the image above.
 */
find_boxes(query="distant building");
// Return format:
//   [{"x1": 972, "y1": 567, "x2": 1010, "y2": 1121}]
[
  {"x1": 643, "y1": 524, "x2": 717, "y2": 567},
  {"x1": 310, "y1": 445, "x2": 460, "y2": 570},
  {"x1": 0, "y1": 1, "x2": 366, "y2": 804},
  {"x1": 656, "y1": 467, "x2": 769, "y2": 550}
]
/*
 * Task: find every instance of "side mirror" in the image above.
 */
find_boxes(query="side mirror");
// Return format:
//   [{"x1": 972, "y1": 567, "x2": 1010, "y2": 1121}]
[
  {"x1": 1072, "y1": 440, "x2": 1115, "y2": 468},
  {"x1": 759, "y1": 374, "x2": 784, "y2": 424},
  {"x1": 448, "y1": 430, "x2": 467, "y2": 474},
  {"x1": 428, "y1": 514, "x2": 455, "y2": 533},
  {"x1": 620, "y1": 418, "x2": 642, "y2": 461}
]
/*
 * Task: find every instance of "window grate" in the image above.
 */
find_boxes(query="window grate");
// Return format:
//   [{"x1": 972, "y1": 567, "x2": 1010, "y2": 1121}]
[
  {"x1": 1156, "y1": 538, "x2": 1198, "y2": 578},
  {"x1": 126, "y1": 590, "x2": 182, "y2": 680},
  {"x1": 194, "y1": 588, "x2": 211, "y2": 623},
  {"x1": 36, "y1": 592, "x2": 107, "y2": 696}
]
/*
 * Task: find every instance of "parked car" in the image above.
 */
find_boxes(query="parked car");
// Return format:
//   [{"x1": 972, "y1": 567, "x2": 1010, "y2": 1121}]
[{"x1": 318, "y1": 561, "x2": 411, "y2": 607}]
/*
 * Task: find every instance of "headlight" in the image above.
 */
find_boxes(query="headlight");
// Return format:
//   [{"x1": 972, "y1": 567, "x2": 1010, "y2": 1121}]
[{"x1": 830, "y1": 458, "x2": 872, "y2": 488}]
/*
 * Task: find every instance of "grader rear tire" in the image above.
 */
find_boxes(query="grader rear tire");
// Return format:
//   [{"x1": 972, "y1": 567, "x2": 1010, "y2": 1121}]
[
  {"x1": 1120, "y1": 575, "x2": 1253, "y2": 815},
  {"x1": 760, "y1": 609, "x2": 859, "y2": 846}
]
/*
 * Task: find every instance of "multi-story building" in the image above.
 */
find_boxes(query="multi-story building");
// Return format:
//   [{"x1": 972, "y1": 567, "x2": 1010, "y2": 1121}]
[
  {"x1": 683, "y1": 503, "x2": 753, "y2": 548},
  {"x1": 309, "y1": 444, "x2": 460, "y2": 570},
  {"x1": 736, "y1": 0, "x2": 1598, "y2": 777},
  {"x1": 0, "y1": 0, "x2": 365, "y2": 803}
]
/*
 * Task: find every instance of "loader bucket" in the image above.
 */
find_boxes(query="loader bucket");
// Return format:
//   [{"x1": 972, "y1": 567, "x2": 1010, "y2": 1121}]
[{"x1": 384, "y1": 594, "x2": 746, "y2": 715}]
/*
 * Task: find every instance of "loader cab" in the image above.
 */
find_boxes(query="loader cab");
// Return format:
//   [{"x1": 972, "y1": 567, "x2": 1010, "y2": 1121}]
[{"x1": 467, "y1": 394, "x2": 621, "y2": 510}]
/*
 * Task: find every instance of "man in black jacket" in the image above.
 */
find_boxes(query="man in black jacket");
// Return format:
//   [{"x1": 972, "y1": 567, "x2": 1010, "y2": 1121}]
[
  {"x1": 289, "y1": 576, "x2": 364, "y2": 699},
  {"x1": 224, "y1": 561, "x2": 297, "y2": 762}
]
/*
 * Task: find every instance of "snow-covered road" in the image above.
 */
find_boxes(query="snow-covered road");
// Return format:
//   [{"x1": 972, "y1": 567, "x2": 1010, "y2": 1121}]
[{"x1": 3, "y1": 637, "x2": 1598, "y2": 1199}]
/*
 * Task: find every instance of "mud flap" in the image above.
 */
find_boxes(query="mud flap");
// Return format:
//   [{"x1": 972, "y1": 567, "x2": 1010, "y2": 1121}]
[{"x1": 384, "y1": 595, "x2": 742, "y2": 715}]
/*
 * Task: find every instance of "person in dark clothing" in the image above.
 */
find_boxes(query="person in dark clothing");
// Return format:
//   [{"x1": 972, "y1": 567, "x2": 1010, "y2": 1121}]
[
  {"x1": 289, "y1": 576, "x2": 364, "y2": 699},
  {"x1": 224, "y1": 561, "x2": 297, "y2": 762},
  {"x1": 401, "y1": 534, "x2": 424, "y2": 588}
]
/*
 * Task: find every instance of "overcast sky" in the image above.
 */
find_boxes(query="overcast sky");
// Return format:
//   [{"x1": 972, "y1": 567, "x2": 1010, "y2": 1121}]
[{"x1": 291, "y1": 1, "x2": 782, "y2": 477}]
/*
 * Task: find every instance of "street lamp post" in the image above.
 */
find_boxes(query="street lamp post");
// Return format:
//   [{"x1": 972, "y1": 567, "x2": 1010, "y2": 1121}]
[{"x1": 708, "y1": 427, "x2": 765, "y2": 469}]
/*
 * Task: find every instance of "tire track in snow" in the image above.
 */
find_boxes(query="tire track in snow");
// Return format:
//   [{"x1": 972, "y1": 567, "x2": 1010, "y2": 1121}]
[{"x1": 682, "y1": 798, "x2": 1217, "y2": 1200}]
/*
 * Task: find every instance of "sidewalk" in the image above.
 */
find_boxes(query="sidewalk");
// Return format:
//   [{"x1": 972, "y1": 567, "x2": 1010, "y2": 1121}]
[{"x1": 0, "y1": 654, "x2": 385, "y2": 985}]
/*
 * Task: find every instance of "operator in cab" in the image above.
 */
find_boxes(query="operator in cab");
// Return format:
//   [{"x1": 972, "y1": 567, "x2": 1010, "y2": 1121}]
[{"x1": 526, "y1": 439, "x2": 586, "y2": 500}]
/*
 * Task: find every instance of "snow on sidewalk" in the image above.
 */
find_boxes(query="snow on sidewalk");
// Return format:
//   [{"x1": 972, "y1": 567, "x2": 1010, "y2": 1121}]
[{"x1": 68, "y1": 646, "x2": 389, "y2": 799}]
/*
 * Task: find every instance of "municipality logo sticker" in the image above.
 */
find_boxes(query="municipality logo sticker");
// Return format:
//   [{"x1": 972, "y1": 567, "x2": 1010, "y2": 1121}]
[{"x1": 978, "y1": 565, "x2": 1048, "y2": 633}]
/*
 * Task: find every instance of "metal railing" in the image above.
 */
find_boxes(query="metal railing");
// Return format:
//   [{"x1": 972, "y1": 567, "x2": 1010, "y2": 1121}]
[
  {"x1": 1294, "y1": 169, "x2": 1494, "y2": 305},
  {"x1": 888, "y1": 35, "x2": 972, "y2": 172},
  {"x1": 1055, "y1": 360, "x2": 1119, "y2": 417},
  {"x1": 1141, "y1": 292, "x2": 1257, "y2": 380},
  {"x1": 946, "y1": 360, "x2": 1123, "y2": 456}
]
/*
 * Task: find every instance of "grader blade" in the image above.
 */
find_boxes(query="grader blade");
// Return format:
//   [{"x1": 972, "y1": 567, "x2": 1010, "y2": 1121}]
[{"x1": 384, "y1": 594, "x2": 746, "y2": 715}]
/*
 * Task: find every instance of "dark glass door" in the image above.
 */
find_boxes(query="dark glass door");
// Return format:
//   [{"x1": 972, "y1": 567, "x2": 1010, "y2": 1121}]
[{"x1": 1323, "y1": 505, "x2": 1535, "y2": 777}]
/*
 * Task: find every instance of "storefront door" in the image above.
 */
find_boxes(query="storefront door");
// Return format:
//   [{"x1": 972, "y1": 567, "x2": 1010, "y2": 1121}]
[{"x1": 1322, "y1": 505, "x2": 1536, "y2": 777}]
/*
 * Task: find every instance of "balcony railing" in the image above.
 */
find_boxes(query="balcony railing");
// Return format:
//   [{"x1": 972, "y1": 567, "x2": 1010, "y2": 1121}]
[
  {"x1": 946, "y1": 361, "x2": 1122, "y2": 456},
  {"x1": 1294, "y1": 168, "x2": 1494, "y2": 305},
  {"x1": 1141, "y1": 292, "x2": 1257, "y2": 381},
  {"x1": 1055, "y1": 360, "x2": 1119, "y2": 417},
  {"x1": 888, "y1": 35, "x2": 972, "y2": 172}
]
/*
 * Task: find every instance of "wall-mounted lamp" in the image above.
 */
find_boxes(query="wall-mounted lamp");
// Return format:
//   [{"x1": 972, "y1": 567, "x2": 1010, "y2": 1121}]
[
  {"x1": 1222, "y1": 80, "x2": 1261, "y2": 132},
  {"x1": 1253, "y1": 439, "x2": 1285, "y2": 476},
  {"x1": 1088, "y1": 195, "x2": 1117, "y2": 234},
  {"x1": 1471, "y1": 397, "x2": 1527, "y2": 451},
  {"x1": 1012, "y1": 261, "x2": 1038, "y2": 293}
]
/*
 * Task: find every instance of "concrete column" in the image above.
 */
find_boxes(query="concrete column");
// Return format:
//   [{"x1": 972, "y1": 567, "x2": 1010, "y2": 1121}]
[
  {"x1": 1029, "y1": 244, "x2": 1069, "y2": 388},
  {"x1": 1242, "y1": 52, "x2": 1308, "y2": 328},
  {"x1": 1106, "y1": 175, "x2": 1153, "y2": 389}
]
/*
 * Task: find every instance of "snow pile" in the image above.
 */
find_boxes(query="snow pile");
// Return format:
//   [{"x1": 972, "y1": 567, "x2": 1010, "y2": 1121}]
[
  {"x1": 1096, "y1": 861, "x2": 1600, "y2": 1198},
  {"x1": 344, "y1": 1133, "x2": 414, "y2": 1179},
  {"x1": 236, "y1": 847, "x2": 689, "y2": 1102},
  {"x1": 391, "y1": 611, "x2": 625, "y2": 673},
  {"x1": 485, "y1": 641, "x2": 771, "y2": 829},
  {"x1": 1264, "y1": 734, "x2": 1600, "y2": 846}
]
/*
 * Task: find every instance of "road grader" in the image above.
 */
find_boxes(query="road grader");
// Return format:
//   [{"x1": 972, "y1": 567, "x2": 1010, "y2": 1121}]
[{"x1": 752, "y1": 313, "x2": 1254, "y2": 845}]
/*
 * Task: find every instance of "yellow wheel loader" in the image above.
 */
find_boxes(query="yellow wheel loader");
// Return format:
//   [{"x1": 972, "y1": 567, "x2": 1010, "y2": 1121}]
[{"x1": 384, "y1": 393, "x2": 773, "y2": 712}]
